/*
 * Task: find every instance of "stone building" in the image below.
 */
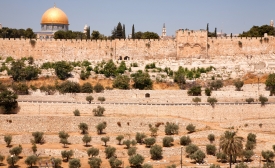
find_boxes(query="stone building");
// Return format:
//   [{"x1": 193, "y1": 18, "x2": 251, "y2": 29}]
[{"x1": 36, "y1": 4, "x2": 69, "y2": 39}]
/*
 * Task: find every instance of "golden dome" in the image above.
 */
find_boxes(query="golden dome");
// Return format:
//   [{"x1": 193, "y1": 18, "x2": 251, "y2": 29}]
[{"x1": 41, "y1": 5, "x2": 69, "y2": 25}]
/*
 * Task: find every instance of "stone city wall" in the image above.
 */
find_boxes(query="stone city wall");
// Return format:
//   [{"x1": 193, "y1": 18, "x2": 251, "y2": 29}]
[{"x1": 1, "y1": 30, "x2": 275, "y2": 61}]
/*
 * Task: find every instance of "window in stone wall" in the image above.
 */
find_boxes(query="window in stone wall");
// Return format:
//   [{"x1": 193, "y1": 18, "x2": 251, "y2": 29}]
[
  {"x1": 145, "y1": 93, "x2": 150, "y2": 98},
  {"x1": 124, "y1": 56, "x2": 130, "y2": 60}
]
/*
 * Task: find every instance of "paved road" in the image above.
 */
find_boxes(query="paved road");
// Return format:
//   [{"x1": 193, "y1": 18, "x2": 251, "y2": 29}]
[{"x1": 17, "y1": 99, "x2": 269, "y2": 106}]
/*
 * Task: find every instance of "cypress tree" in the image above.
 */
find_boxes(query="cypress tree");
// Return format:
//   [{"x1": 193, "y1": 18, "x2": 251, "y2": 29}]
[
  {"x1": 86, "y1": 26, "x2": 90, "y2": 39},
  {"x1": 123, "y1": 24, "x2": 126, "y2": 39},
  {"x1": 132, "y1": 24, "x2": 135, "y2": 39},
  {"x1": 214, "y1": 28, "x2": 217, "y2": 37},
  {"x1": 206, "y1": 23, "x2": 209, "y2": 32},
  {"x1": 116, "y1": 22, "x2": 123, "y2": 39}
]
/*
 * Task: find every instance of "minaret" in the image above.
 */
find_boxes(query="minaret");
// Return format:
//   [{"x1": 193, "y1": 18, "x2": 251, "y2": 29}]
[{"x1": 162, "y1": 23, "x2": 166, "y2": 37}]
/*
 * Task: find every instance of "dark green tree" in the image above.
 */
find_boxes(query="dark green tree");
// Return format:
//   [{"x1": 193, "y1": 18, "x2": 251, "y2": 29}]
[
  {"x1": 58, "y1": 81, "x2": 81, "y2": 94},
  {"x1": 32, "y1": 131, "x2": 44, "y2": 144},
  {"x1": 150, "y1": 144, "x2": 163, "y2": 160},
  {"x1": 96, "y1": 122, "x2": 107, "y2": 134},
  {"x1": 94, "y1": 83, "x2": 104, "y2": 93},
  {"x1": 186, "y1": 144, "x2": 199, "y2": 156},
  {"x1": 206, "y1": 144, "x2": 217, "y2": 155},
  {"x1": 9, "y1": 145, "x2": 23, "y2": 156},
  {"x1": 81, "y1": 82, "x2": 93, "y2": 93},
  {"x1": 0, "y1": 89, "x2": 18, "y2": 114},
  {"x1": 91, "y1": 30, "x2": 100, "y2": 40},
  {"x1": 265, "y1": 73, "x2": 275, "y2": 95},
  {"x1": 164, "y1": 122, "x2": 179, "y2": 135},
  {"x1": 78, "y1": 123, "x2": 88, "y2": 134},
  {"x1": 25, "y1": 155, "x2": 38, "y2": 168},
  {"x1": 101, "y1": 136, "x2": 110, "y2": 146},
  {"x1": 86, "y1": 26, "x2": 90, "y2": 39},
  {"x1": 109, "y1": 156, "x2": 122, "y2": 168},
  {"x1": 4, "y1": 135, "x2": 12, "y2": 147},
  {"x1": 6, "y1": 155, "x2": 19, "y2": 167},
  {"x1": 87, "y1": 147, "x2": 99, "y2": 157},
  {"x1": 132, "y1": 24, "x2": 135, "y2": 39},
  {"x1": 54, "y1": 61, "x2": 73, "y2": 80},
  {"x1": 135, "y1": 132, "x2": 147, "y2": 144},
  {"x1": 162, "y1": 136, "x2": 174, "y2": 147},
  {"x1": 144, "y1": 137, "x2": 156, "y2": 147},
  {"x1": 103, "y1": 60, "x2": 117, "y2": 77},
  {"x1": 61, "y1": 150, "x2": 74, "y2": 162},
  {"x1": 190, "y1": 150, "x2": 206, "y2": 163},
  {"x1": 113, "y1": 75, "x2": 130, "y2": 89},
  {"x1": 88, "y1": 157, "x2": 102, "y2": 168},
  {"x1": 132, "y1": 71, "x2": 152, "y2": 90},
  {"x1": 129, "y1": 154, "x2": 145, "y2": 167},
  {"x1": 116, "y1": 22, "x2": 123, "y2": 39},
  {"x1": 122, "y1": 24, "x2": 126, "y2": 39},
  {"x1": 180, "y1": 136, "x2": 192, "y2": 146},
  {"x1": 105, "y1": 146, "x2": 116, "y2": 159},
  {"x1": 69, "y1": 158, "x2": 81, "y2": 168},
  {"x1": 234, "y1": 79, "x2": 244, "y2": 91},
  {"x1": 86, "y1": 96, "x2": 94, "y2": 104},
  {"x1": 142, "y1": 31, "x2": 160, "y2": 39}
]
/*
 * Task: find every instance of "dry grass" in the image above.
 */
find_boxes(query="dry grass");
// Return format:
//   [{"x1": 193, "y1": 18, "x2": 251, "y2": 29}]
[{"x1": 243, "y1": 73, "x2": 268, "y2": 84}]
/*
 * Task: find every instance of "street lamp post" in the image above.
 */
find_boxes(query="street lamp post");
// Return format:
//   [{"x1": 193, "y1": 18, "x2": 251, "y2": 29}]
[{"x1": 181, "y1": 146, "x2": 183, "y2": 168}]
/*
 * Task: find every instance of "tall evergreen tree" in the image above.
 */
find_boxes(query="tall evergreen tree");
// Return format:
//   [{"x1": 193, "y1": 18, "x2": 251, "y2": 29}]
[
  {"x1": 86, "y1": 26, "x2": 90, "y2": 39},
  {"x1": 206, "y1": 23, "x2": 209, "y2": 32},
  {"x1": 116, "y1": 22, "x2": 123, "y2": 39},
  {"x1": 132, "y1": 24, "x2": 135, "y2": 39},
  {"x1": 123, "y1": 24, "x2": 126, "y2": 39},
  {"x1": 214, "y1": 28, "x2": 217, "y2": 37}
]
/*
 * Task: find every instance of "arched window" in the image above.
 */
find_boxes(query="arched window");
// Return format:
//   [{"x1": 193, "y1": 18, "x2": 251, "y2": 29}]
[{"x1": 145, "y1": 93, "x2": 150, "y2": 98}]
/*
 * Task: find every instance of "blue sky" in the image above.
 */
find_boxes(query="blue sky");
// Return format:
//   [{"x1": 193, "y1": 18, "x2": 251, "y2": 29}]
[{"x1": 0, "y1": 0, "x2": 274, "y2": 36}]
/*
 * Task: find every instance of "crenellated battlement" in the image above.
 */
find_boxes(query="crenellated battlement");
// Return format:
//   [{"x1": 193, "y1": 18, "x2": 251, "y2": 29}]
[{"x1": 0, "y1": 30, "x2": 275, "y2": 60}]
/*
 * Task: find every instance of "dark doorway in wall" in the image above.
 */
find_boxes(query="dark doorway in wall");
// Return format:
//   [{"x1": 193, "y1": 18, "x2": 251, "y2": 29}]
[
  {"x1": 124, "y1": 56, "x2": 130, "y2": 60},
  {"x1": 145, "y1": 93, "x2": 150, "y2": 98}
]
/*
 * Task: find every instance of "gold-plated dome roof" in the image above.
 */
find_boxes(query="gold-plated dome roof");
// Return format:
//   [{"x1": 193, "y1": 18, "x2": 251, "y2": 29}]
[{"x1": 41, "y1": 5, "x2": 69, "y2": 25}]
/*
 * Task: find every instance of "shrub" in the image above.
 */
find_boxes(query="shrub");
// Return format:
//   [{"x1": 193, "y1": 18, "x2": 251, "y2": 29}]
[
  {"x1": 164, "y1": 122, "x2": 179, "y2": 135},
  {"x1": 150, "y1": 144, "x2": 163, "y2": 160},
  {"x1": 69, "y1": 158, "x2": 81, "y2": 168},
  {"x1": 105, "y1": 146, "x2": 116, "y2": 159},
  {"x1": 209, "y1": 80, "x2": 223, "y2": 90},
  {"x1": 31, "y1": 143, "x2": 37, "y2": 154},
  {"x1": 98, "y1": 96, "x2": 106, "y2": 103},
  {"x1": 87, "y1": 147, "x2": 99, "y2": 157},
  {"x1": 58, "y1": 81, "x2": 81, "y2": 94},
  {"x1": 132, "y1": 71, "x2": 153, "y2": 90},
  {"x1": 205, "y1": 87, "x2": 212, "y2": 96},
  {"x1": 109, "y1": 157, "x2": 122, "y2": 168},
  {"x1": 78, "y1": 122, "x2": 88, "y2": 134},
  {"x1": 245, "y1": 97, "x2": 254, "y2": 104},
  {"x1": 86, "y1": 96, "x2": 94, "y2": 104},
  {"x1": 61, "y1": 150, "x2": 74, "y2": 162},
  {"x1": 166, "y1": 165, "x2": 176, "y2": 168},
  {"x1": 73, "y1": 109, "x2": 80, "y2": 116},
  {"x1": 206, "y1": 144, "x2": 216, "y2": 155},
  {"x1": 216, "y1": 152, "x2": 227, "y2": 163},
  {"x1": 210, "y1": 165, "x2": 221, "y2": 168},
  {"x1": 190, "y1": 150, "x2": 206, "y2": 163},
  {"x1": 259, "y1": 95, "x2": 268, "y2": 106},
  {"x1": 245, "y1": 133, "x2": 256, "y2": 150},
  {"x1": 6, "y1": 155, "x2": 19, "y2": 167},
  {"x1": 101, "y1": 136, "x2": 110, "y2": 146},
  {"x1": 81, "y1": 82, "x2": 93, "y2": 93},
  {"x1": 263, "y1": 162, "x2": 275, "y2": 168},
  {"x1": 234, "y1": 79, "x2": 244, "y2": 91},
  {"x1": 144, "y1": 137, "x2": 156, "y2": 147},
  {"x1": 113, "y1": 75, "x2": 130, "y2": 89},
  {"x1": 94, "y1": 83, "x2": 104, "y2": 93},
  {"x1": 207, "y1": 97, "x2": 218, "y2": 107},
  {"x1": 262, "y1": 150, "x2": 275, "y2": 162},
  {"x1": 54, "y1": 61, "x2": 73, "y2": 80},
  {"x1": 187, "y1": 85, "x2": 202, "y2": 96},
  {"x1": 9, "y1": 145, "x2": 23, "y2": 156},
  {"x1": 142, "y1": 163, "x2": 153, "y2": 168},
  {"x1": 88, "y1": 157, "x2": 102, "y2": 168},
  {"x1": 192, "y1": 97, "x2": 201, "y2": 105},
  {"x1": 180, "y1": 136, "x2": 192, "y2": 146},
  {"x1": 12, "y1": 83, "x2": 29, "y2": 95},
  {"x1": 128, "y1": 147, "x2": 137, "y2": 156},
  {"x1": 185, "y1": 144, "x2": 199, "y2": 156},
  {"x1": 242, "y1": 150, "x2": 254, "y2": 161},
  {"x1": 123, "y1": 140, "x2": 136, "y2": 149},
  {"x1": 116, "y1": 135, "x2": 124, "y2": 145},
  {"x1": 149, "y1": 126, "x2": 158, "y2": 137},
  {"x1": 162, "y1": 136, "x2": 174, "y2": 147},
  {"x1": 186, "y1": 123, "x2": 196, "y2": 133},
  {"x1": 82, "y1": 134, "x2": 92, "y2": 146},
  {"x1": 32, "y1": 131, "x2": 44, "y2": 144},
  {"x1": 96, "y1": 122, "x2": 107, "y2": 134},
  {"x1": 59, "y1": 131, "x2": 70, "y2": 139},
  {"x1": 25, "y1": 155, "x2": 38, "y2": 167},
  {"x1": 51, "y1": 157, "x2": 62, "y2": 167},
  {"x1": 93, "y1": 106, "x2": 105, "y2": 116},
  {"x1": 4, "y1": 135, "x2": 12, "y2": 147},
  {"x1": 129, "y1": 154, "x2": 145, "y2": 167},
  {"x1": 208, "y1": 134, "x2": 215, "y2": 143},
  {"x1": 135, "y1": 132, "x2": 147, "y2": 144},
  {"x1": 235, "y1": 162, "x2": 249, "y2": 168}
]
